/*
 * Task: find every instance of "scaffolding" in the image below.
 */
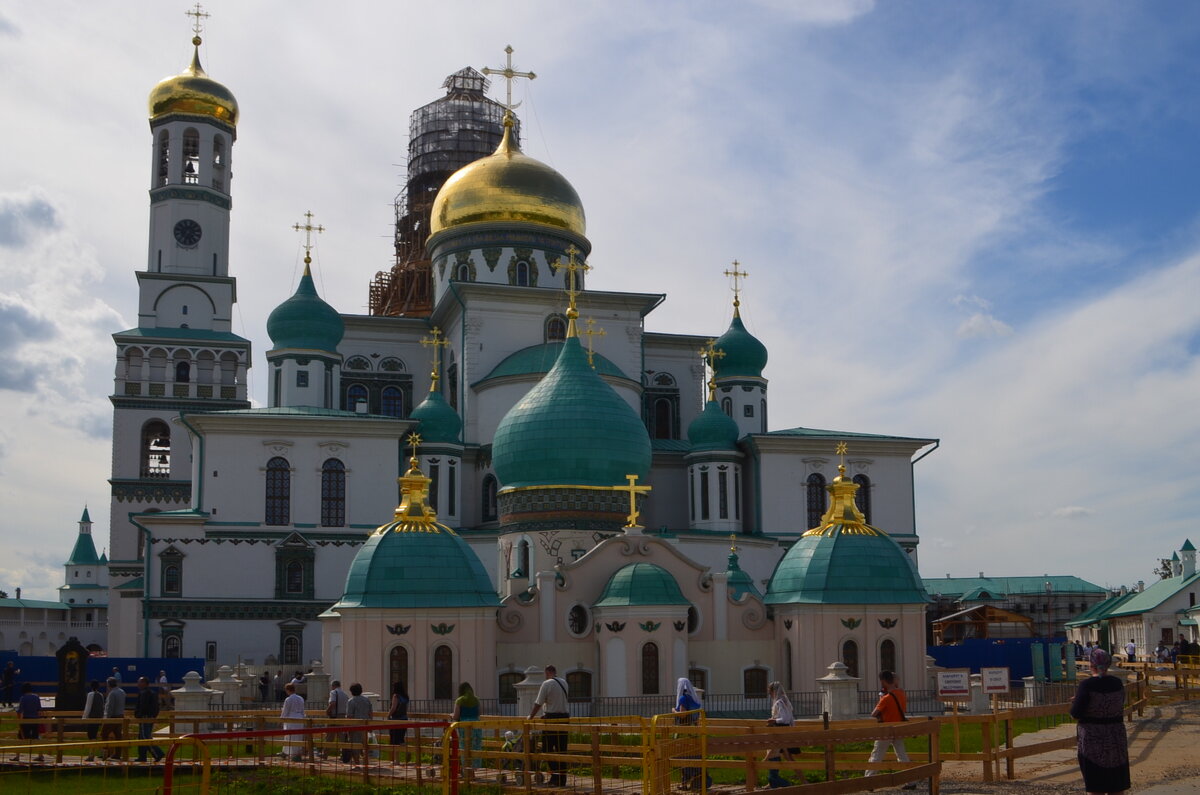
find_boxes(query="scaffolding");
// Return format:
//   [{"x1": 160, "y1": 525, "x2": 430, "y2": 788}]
[{"x1": 369, "y1": 68, "x2": 519, "y2": 316}]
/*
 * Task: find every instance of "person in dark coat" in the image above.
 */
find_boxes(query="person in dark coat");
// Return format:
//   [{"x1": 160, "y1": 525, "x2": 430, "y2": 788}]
[
  {"x1": 1069, "y1": 649, "x2": 1129, "y2": 794},
  {"x1": 134, "y1": 676, "x2": 164, "y2": 762}
]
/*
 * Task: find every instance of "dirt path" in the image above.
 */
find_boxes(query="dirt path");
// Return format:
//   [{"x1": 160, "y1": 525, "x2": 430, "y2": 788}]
[{"x1": 922, "y1": 700, "x2": 1200, "y2": 794}]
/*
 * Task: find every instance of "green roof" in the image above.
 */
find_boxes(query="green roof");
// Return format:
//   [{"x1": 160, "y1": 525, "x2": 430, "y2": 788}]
[
  {"x1": 766, "y1": 529, "x2": 927, "y2": 605},
  {"x1": 0, "y1": 598, "x2": 67, "y2": 611},
  {"x1": 652, "y1": 439, "x2": 691, "y2": 452},
  {"x1": 1105, "y1": 573, "x2": 1200, "y2": 617},
  {"x1": 114, "y1": 327, "x2": 249, "y2": 344},
  {"x1": 1064, "y1": 591, "x2": 1138, "y2": 627},
  {"x1": 492, "y1": 337, "x2": 651, "y2": 488},
  {"x1": 595, "y1": 563, "x2": 689, "y2": 607},
  {"x1": 713, "y1": 312, "x2": 767, "y2": 378},
  {"x1": 66, "y1": 531, "x2": 101, "y2": 566},
  {"x1": 335, "y1": 526, "x2": 498, "y2": 610},
  {"x1": 1183, "y1": 539, "x2": 1196, "y2": 552},
  {"x1": 80, "y1": 507, "x2": 91, "y2": 523},
  {"x1": 726, "y1": 553, "x2": 762, "y2": 601},
  {"x1": 266, "y1": 268, "x2": 345, "y2": 353},
  {"x1": 114, "y1": 577, "x2": 144, "y2": 590},
  {"x1": 200, "y1": 406, "x2": 402, "y2": 419},
  {"x1": 477, "y1": 342, "x2": 628, "y2": 384},
  {"x1": 687, "y1": 400, "x2": 739, "y2": 452},
  {"x1": 924, "y1": 576, "x2": 1107, "y2": 599},
  {"x1": 410, "y1": 390, "x2": 462, "y2": 443},
  {"x1": 763, "y1": 427, "x2": 937, "y2": 444}
]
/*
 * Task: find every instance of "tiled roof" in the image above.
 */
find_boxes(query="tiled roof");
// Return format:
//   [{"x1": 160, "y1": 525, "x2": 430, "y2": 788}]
[
  {"x1": 924, "y1": 575, "x2": 1106, "y2": 599},
  {"x1": 1105, "y1": 573, "x2": 1200, "y2": 617},
  {"x1": 114, "y1": 327, "x2": 249, "y2": 344},
  {"x1": 595, "y1": 563, "x2": 689, "y2": 607}
]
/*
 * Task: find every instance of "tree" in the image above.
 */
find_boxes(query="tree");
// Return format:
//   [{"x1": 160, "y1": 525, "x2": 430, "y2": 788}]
[
  {"x1": 1156, "y1": 559, "x2": 1174, "y2": 580},
  {"x1": 0, "y1": 590, "x2": 7, "y2": 599}
]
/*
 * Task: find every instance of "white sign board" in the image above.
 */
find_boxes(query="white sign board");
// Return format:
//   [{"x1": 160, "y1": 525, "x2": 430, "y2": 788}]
[
  {"x1": 981, "y1": 667, "x2": 1011, "y2": 694},
  {"x1": 937, "y1": 669, "x2": 971, "y2": 698}
]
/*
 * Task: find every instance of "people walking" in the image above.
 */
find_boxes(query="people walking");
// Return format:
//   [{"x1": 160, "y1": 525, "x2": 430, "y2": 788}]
[
  {"x1": 529, "y1": 664, "x2": 571, "y2": 786},
  {"x1": 324, "y1": 680, "x2": 348, "y2": 759},
  {"x1": 82, "y1": 680, "x2": 104, "y2": 761},
  {"x1": 453, "y1": 682, "x2": 482, "y2": 768},
  {"x1": 11, "y1": 683, "x2": 44, "y2": 763},
  {"x1": 1070, "y1": 649, "x2": 1130, "y2": 795},
  {"x1": 280, "y1": 682, "x2": 307, "y2": 761},
  {"x1": 388, "y1": 681, "x2": 410, "y2": 766},
  {"x1": 2, "y1": 661, "x2": 19, "y2": 707},
  {"x1": 866, "y1": 670, "x2": 915, "y2": 788},
  {"x1": 763, "y1": 681, "x2": 796, "y2": 788},
  {"x1": 342, "y1": 683, "x2": 372, "y2": 765},
  {"x1": 674, "y1": 677, "x2": 709, "y2": 790},
  {"x1": 100, "y1": 677, "x2": 126, "y2": 761},
  {"x1": 134, "y1": 676, "x2": 164, "y2": 762}
]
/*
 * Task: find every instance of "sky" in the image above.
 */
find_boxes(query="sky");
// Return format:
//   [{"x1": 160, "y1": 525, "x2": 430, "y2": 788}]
[{"x1": 1, "y1": 1, "x2": 1199, "y2": 600}]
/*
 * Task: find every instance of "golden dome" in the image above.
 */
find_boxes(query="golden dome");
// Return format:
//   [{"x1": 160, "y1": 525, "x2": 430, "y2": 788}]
[
  {"x1": 429, "y1": 117, "x2": 585, "y2": 237},
  {"x1": 148, "y1": 39, "x2": 239, "y2": 125}
]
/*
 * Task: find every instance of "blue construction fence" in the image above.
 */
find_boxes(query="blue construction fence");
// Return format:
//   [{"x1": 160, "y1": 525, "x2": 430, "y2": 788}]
[
  {"x1": 0, "y1": 651, "x2": 204, "y2": 696},
  {"x1": 926, "y1": 638, "x2": 1073, "y2": 681}
]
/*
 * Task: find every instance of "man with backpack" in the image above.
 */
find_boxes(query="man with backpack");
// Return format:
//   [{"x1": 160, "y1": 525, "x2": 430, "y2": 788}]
[
  {"x1": 529, "y1": 664, "x2": 571, "y2": 787},
  {"x1": 866, "y1": 670, "x2": 916, "y2": 789}
]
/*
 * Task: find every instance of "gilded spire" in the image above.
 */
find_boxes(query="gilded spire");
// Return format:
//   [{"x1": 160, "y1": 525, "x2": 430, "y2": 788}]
[
  {"x1": 560, "y1": 244, "x2": 592, "y2": 337},
  {"x1": 377, "y1": 433, "x2": 451, "y2": 534},
  {"x1": 699, "y1": 338, "x2": 725, "y2": 402},
  {"x1": 724, "y1": 260, "x2": 748, "y2": 317},
  {"x1": 292, "y1": 210, "x2": 325, "y2": 267},
  {"x1": 482, "y1": 45, "x2": 537, "y2": 115},
  {"x1": 420, "y1": 326, "x2": 451, "y2": 392},
  {"x1": 803, "y1": 443, "x2": 878, "y2": 537},
  {"x1": 581, "y1": 316, "x2": 606, "y2": 368},
  {"x1": 185, "y1": 2, "x2": 210, "y2": 74}
]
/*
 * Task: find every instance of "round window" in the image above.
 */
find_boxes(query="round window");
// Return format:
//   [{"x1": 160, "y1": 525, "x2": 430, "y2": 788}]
[{"x1": 568, "y1": 604, "x2": 589, "y2": 636}]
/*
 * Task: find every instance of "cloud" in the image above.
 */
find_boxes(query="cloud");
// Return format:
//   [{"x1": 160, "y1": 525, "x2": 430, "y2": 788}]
[
  {"x1": 0, "y1": 14, "x2": 18, "y2": 39},
  {"x1": 957, "y1": 312, "x2": 1014, "y2": 338},
  {"x1": 1051, "y1": 506, "x2": 1094, "y2": 520},
  {"x1": 746, "y1": 0, "x2": 875, "y2": 25},
  {"x1": 0, "y1": 190, "x2": 60, "y2": 248}
]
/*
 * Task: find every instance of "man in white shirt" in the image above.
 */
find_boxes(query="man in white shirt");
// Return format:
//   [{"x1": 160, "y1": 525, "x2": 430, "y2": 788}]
[
  {"x1": 324, "y1": 681, "x2": 349, "y2": 759},
  {"x1": 1124, "y1": 640, "x2": 1137, "y2": 663},
  {"x1": 529, "y1": 664, "x2": 570, "y2": 786}
]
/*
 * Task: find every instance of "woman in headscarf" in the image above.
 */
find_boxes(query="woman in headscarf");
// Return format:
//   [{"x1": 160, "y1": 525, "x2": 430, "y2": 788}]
[
  {"x1": 674, "y1": 678, "x2": 708, "y2": 790},
  {"x1": 763, "y1": 681, "x2": 795, "y2": 788},
  {"x1": 452, "y1": 681, "x2": 482, "y2": 768},
  {"x1": 1069, "y1": 649, "x2": 1130, "y2": 794}
]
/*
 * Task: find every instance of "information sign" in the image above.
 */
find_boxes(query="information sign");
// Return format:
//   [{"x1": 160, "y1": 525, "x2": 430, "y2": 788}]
[
  {"x1": 981, "y1": 667, "x2": 1011, "y2": 694},
  {"x1": 937, "y1": 668, "x2": 971, "y2": 698}
]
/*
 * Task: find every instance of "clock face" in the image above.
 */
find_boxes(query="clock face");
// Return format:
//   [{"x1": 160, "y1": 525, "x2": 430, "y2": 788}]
[{"x1": 173, "y1": 219, "x2": 202, "y2": 248}]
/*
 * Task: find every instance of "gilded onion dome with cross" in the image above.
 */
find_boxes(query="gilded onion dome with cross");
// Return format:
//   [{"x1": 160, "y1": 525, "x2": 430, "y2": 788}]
[
  {"x1": 766, "y1": 445, "x2": 927, "y2": 605},
  {"x1": 425, "y1": 48, "x2": 590, "y2": 305},
  {"x1": 148, "y1": 6, "x2": 239, "y2": 126}
]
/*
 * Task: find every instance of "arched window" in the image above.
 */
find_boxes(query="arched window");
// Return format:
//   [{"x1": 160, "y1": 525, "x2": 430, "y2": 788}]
[
  {"x1": 498, "y1": 671, "x2": 522, "y2": 703},
  {"x1": 456, "y1": 263, "x2": 471, "y2": 281},
  {"x1": 743, "y1": 667, "x2": 768, "y2": 698},
  {"x1": 182, "y1": 128, "x2": 200, "y2": 184},
  {"x1": 345, "y1": 356, "x2": 372, "y2": 371},
  {"x1": 446, "y1": 355, "x2": 458, "y2": 411},
  {"x1": 880, "y1": 638, "x2": 896, "y2": 674},
  {"x1": 567, "y1": 670, "x2": 593, "y2": 701},
  {"x1": 687, "y1": 606, "x2": 699, "y2": 634},
  {"x1": 433, "y1": 645, "x2": 453, "y2": 700},
  {"x1": 212, "y1": 135, "x2": 226, "y2": 191},
  {"x1": 141, "y1": 420, "x2": 171, "y2": 479},
  {"x1": 265, "y1": 457, "x2": 291, "y2": 526},
  {"x1": 568, "y1": 605, "x2": 589, "y2": 636},
  {"x1": 806, "y1": 473, "x2": 827, "y2": 530},
  {"x1": 175, "y1": 361, "x2": 190, "y2": 383},
  {"x1": 482, "y1": 475, "x2": 498, "y2": 522},
  {"x1": 389, "y1": 646, "x2": 408, "y2": 693},
  {"x1": 853, "y1": 474, "x2": 872, "y2": 524},
  {"x1": 513, "y1": 539, "x2": 530, "y2": 578},
  {"x1": 282, "y1": 634, "x2": 301, "y2": 665},
  {"x1": 162, "y1": 564, "x2": 181, "y2": 595},
  {"x1": 346, "y1": 383, "x2": 368, "y2": 412},
  {"x1": 515, "y1": 261, "x2": 529, "y2": 286},
  {"x1": 284, "y1": 560, "x2": 304, "y2": 594},
  {"x1": 688, "y1": 668, "x2": 708, "y2": 693},
  {"x1": 721, "y1": 397, "x2": 733, "y2": 417},
  {"x1": 380, "y1": 357, "x2": 406, "y2": 372},
  {"x1": 653, "y1": 399, "x2": 674, "y2": 440},
  {"x1": 156, "y1": 130, "x2": 170, "y2": 187},
  {"x1": 641, "y1": 642, "x2": 660, "y2": 695},
  {"x1": 784, "y1": 639, "x2": 794, "y2": 690},
  {"x1": 760, "y1": 399, "x2": 767, "y2": 433},
  {"x1": 320, "y1": 459, "x2": 346, "y2": 527},
  {"x1": 842, "y1": 639, "x2": 859, "y2": 678},
  {"x1": 381, "y1": 386, "x2": 404, "y2": 418},
  {"x1": 164, "y1": 636, "x2": 181, "y2": 658},
  {"x1": 545, "y1": 315, "x2": 567, "y2": 342}
]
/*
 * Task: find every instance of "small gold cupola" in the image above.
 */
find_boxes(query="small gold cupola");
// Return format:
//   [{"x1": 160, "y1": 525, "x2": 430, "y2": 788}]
[{"x1": 148, "y1": 12, "x2": 239, "y2": 125}]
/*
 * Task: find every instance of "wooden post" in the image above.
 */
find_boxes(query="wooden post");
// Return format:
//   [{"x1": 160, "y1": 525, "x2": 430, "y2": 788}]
[
  {"x1": 823, "y1": 740, "x2": 835, "y2": 783},
  {"x1": 591, "y1": 726, "x2": 603, "y2": 794},
  {"x1": 1005, "y1": 715, "x2": 1015, "y2": 780},
  {"x1": 928, "y1": 717, "x2": 941, "y2": 795},
  {"x1": 981, "y1": 714, "x2": 994, "y2": 782},
  {"x1": 951, "y1": 703, "x2": 960, "y2": 755}
]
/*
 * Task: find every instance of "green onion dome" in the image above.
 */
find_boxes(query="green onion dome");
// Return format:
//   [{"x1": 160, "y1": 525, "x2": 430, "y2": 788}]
[
  {"x1": 409, "y1": 389, "x2": 462, "y2": 443},
  {"x1": 765, "y1": 467, "x2": 927, "y2": 605},
  {"x1": 714, "y1": 311, "x2": 768, "y2": 378},
  {"x1": 595, "y1": 563, "x2": 689, "y2": 607},
  {"x1": 266, "y1": 265, "x2": 344, "y2": 353},
  {"x1": 687, "y1": 400, "x2": 740, "y2": 451},
  {"x1": 334, "y1": 456, "x2": 497, "y2": 609},
  {"x1": 492, "y1": 336, "x2": 651, "y2": 488}
]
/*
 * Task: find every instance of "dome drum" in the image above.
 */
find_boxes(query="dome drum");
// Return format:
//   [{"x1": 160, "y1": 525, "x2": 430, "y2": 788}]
[{"x1": 498, "y1": 485, "x2": 641, "y2": 534}]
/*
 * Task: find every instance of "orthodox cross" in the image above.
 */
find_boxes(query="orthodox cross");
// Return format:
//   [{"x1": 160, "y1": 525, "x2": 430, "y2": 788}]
[
  {"x1": 724, "y1": 260, "x2": 748, "y2": 311},
  {"x1": 615, "y1": 474, "x2": 652, "y2": 529},
  {"x1": 836, "y1": 441, "x2": 848, "y2": 477},
  {"x1": 729, "y1": 533, "x2": 738, "y2": 554},
  {"x1": 482, "y1": 45, "x2": 537, "y2": 114},
  {"x1": 582, "y1": 317, "x2": 606, "y2": 368},
  {"x1": 560, "y1": 244, "x2": 592, "y2": 334},
  {"x1": 420, "y1": 326, "x2": 450, "y2": 386},
  {"x1": 699, "y1": 338, "x2": 725, "y2": 401},
  {"x1": 292, "y1": 211, "x2": 324, "y2": 265},
  {"x1": 186, "y1": 3, "x2": 210, "y2": 39},
  {"x1": 406, "y1": 432, "x2": 423, "y2": 460}
]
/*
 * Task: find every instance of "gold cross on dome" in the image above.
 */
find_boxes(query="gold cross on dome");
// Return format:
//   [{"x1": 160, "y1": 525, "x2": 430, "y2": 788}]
[
  {"x1": 560, "y1": 245, "x2": 592, "y2": 334},
  {"x1": 615, "y1": 474, "x2": 652, "y2": 529},
  {"x1": 835, "y1": 441, "x2": 848, "y2": 474},
  {"x1": 730, "y1": 533, "x2": 738, "y2": 554},
  {"x1": 406, "y1": 432, "x2": 423, "y2": 460},
  {"x1": 420, "y1": 326, "x2": 451, "y2": 386},
  {"x1": 482, "y1": 45, "x2": 537, "y2": 114},
  {"x1": 724, "y1": 260, "x2": 749, "y2": 308},
  {"x1": 292, "y1": 211, "x2": 325, "y2": 265},
  {"x1": 186, "y1": 3, "x2": 210, "y2": 38},
  {"x1": 699, "y1": 338, "x2": 725, "y2": 401},
  {"x1": 582, "y1": 317, "x2": 606, "y2": 368}
]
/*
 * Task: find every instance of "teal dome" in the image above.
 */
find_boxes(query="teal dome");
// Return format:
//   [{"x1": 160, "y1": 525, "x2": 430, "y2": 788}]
[
  {"x1": 595, "y1": 563, "x2": 689, "y2": 607},
  {"x1": 477, "y1": 342, "x2": 627, "y2": 384},
  {"x1": 267, "y1": 267, "x2": 345, "y2": 353},
  {"x1": 493, "y1": 336, "x2": 651, "y2": 488},
  {"x1": 765, "y1": 472, "x2": 927, "y2": 605},
  {"x1": 687, "y1": 400, "x2": 740, "y2": 451},
  {"x1": 410, "y1": 390, "x2": 462, "y2": 443},
  {"x1": 714, "y1": 312, "x2": 767, "y2": 378},
  {"x1": 726, "y1": 551, "x2": 762, "y2": 601},
  {"x1": 335, "y1": 458, "x2": 497, "y2": 609}
]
